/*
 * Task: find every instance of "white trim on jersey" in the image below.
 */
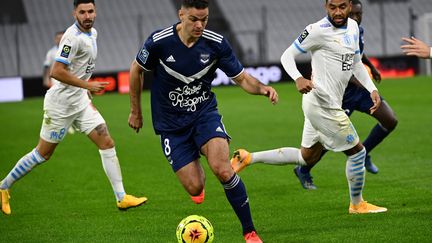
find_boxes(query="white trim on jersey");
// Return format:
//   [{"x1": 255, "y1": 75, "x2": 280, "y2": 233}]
[
  {"x1": 153, "y1": 26, "x2": 172, "y2": 38},
  {"x1": 159, "y1": 59, "x2": 217, "y2": 84},
  {"x1": 153, "y1": 27, "x2": 174, "y2": 42},
  {"x1": 202, "y1": 31, "x2": 222, "y2": 43},
  {"x1": 204, "y1": 29, "x2": 223, "y2": 39}
]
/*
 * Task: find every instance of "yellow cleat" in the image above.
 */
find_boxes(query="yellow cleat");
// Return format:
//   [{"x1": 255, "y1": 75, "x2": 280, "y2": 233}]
[
  {"x1": 117, "y1": 194, "x2": 147, "y2": 210},
  {"x1": 349, "y1": 201, "x2": 387, "y2": 214},
  {"x1": 1, "y1": 189, "x2": 11, "y2": 215},
  {"x1": 230, "y1": 149, "x2": 252, "y2": 173}
]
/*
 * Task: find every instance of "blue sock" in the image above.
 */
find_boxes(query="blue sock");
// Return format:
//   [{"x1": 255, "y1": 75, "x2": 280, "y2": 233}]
[
  {"x1": 222, "y1": 174, "x2": 255, "y2": 235},
  {"x1": 363, "y1": 124, "x2": 390, "y2": 154}
]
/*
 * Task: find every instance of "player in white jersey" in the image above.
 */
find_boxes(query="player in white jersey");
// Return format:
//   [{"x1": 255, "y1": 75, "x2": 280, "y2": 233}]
[
  {"x1": 231, "y1": 0, "x2": 387, "y2": 214},
  {"x1": 0, "y1": 0, "x2": 146, "y2": 216},
  {"x1": 43, "y1": 31, "x2": 64, "y2": 88}
]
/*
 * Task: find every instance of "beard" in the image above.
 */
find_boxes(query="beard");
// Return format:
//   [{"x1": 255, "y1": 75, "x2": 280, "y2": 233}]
[
  {"x1": 328, "y1": 14, "x2": 348, "y2": 28},
  {"x1": 78, "y1": 19, "x2": 94, "y2": 31}
]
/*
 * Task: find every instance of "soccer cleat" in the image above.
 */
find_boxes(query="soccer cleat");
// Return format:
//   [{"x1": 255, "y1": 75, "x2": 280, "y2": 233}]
[
  {"x1": 365, "y1": 155, "x2": 379, "y2": 174},
  {"x1": 117, "y1": 194, "x2": 147, "y2": 210},
  {"x1": 191, "y1": 189, "x2": 205, "y2": 204},
  {"x1": 244, "y1": 231, "x2": 263, "y2": 243},
  {"x1": 1, "y1": 189, "x2": 11, "y2": 215},
  {"x1": 349, "y1": 201, "x2": 387, "y2": 214},
  {"x1": 293, "y1": 166, "x2": 317, "y2": 190},
  {"x1": 230, "y1": 149, "x2": 252, "y2": 173}
]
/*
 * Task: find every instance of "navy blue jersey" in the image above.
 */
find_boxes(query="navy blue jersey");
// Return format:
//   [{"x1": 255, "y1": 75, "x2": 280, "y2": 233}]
[
  {"x1": 359, "y1": 26, "x2": 364, "y2": 55},
  {"x1": 135, "y1": 24, "x2": 244, "y2": 134}
]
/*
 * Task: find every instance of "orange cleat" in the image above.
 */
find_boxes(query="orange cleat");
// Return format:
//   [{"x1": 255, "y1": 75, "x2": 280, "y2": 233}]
[
  {"x1": 244, "y1": 231, "x2": 263, "y2": 243},
  {"x1": 191, "y1": 189, "x2": 205, "y2": 204},
  {"x1": 230, "y1": 149, "x2": 252, "y2": 173}
]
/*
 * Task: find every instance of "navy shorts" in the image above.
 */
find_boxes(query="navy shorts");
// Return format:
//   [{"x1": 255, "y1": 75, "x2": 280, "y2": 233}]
[
  {"x1": 342, "y1": 82, "x2": 384, "y2": 116},
  {"x1": 159, "y1": 111, "x2": 230, "y2": 172}
]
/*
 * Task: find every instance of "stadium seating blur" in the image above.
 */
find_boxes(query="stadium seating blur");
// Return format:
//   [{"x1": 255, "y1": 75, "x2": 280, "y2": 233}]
[{"x1": 1, "y1": 0, "x2": 432, "y2": 78}]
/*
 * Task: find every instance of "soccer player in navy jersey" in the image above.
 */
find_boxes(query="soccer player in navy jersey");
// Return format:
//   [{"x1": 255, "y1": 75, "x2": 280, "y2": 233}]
[
  {"x1": 290, "y1": 0, "x2": 398, "y2": 189},
  {"x1": 128, "y1": 0, "x2": 277, "y2": 242}
]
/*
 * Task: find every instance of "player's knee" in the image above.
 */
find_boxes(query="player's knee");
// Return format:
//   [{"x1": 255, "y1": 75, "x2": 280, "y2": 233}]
[{"x1": 99, "y1": 137, "x2": 115, "y2": 150}]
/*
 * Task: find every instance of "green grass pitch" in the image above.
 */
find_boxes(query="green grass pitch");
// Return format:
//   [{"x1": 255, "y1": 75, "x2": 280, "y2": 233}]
[{"x1": 0, "y1": 76, "x2": 431, "y2": 242}]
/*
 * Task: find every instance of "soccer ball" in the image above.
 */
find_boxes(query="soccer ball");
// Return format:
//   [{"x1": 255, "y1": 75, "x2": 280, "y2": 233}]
[{"x1": 176, "y1": 215, "x2": 214, "y2": 243}]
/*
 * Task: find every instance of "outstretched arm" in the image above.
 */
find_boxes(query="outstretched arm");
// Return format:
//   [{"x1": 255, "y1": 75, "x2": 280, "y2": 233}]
[
  {"x1": 51, "y1": 61, "x2": 108, "y2": 92},
  {"x1": 401, "y1": 37, "x2": 432, "y2": 59},
  {"x1": 128, "y1": 60, "x2": 145, "y2": 133},
  {"x1": 232, "y1": 71, "x2": 278, "y2": 105}
]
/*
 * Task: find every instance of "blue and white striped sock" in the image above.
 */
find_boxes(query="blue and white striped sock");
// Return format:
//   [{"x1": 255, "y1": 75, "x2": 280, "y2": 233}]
[
  {"x1": 0, "y1": 149, "x2": 46, "y2": 190},
  {"x1": 346, "y1": 147, "x2": 366, "y2": 205}
]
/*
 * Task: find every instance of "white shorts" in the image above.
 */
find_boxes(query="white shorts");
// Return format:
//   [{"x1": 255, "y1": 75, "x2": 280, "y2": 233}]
[
  {"x1": 301, "y1": 102, "x2": 359, "y2": 152},
  {"x1": 40, "y1": 103, "x2": 105, "y2": 143}
]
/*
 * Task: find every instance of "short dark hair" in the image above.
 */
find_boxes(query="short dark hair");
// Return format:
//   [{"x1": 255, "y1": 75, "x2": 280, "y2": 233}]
[
  {"x1": 325, "y1": 0, "x2": 353, "y2": 3},
  {"x1": 351, "y1": 0, "x2": 362, "y2": 5},
  {"x1": 182, "y1": 0, "x2": 208, "y2": 9},
  {"x1": 74, "y1": 0, "x2": 95, "y2": 8}
]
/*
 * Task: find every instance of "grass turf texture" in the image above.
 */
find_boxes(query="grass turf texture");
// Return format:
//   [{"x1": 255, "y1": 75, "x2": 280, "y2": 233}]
[{"x1": 0, "y1": 76, "x2": 431, "y2": 242}]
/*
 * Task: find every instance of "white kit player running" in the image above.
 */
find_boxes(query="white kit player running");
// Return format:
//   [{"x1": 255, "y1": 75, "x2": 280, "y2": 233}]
[
  {"x1": 231, "y1": 0, "x2": 387, "y2": 214},
  {"x1": 0, "y1": 0, "x2": 146, "y2": 216}
]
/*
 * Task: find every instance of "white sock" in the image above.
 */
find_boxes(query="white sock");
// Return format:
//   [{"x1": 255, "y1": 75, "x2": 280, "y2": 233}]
[
  {"x1": 0, "y1": 149, "x2": 46, "y2": 190},
  {"x1": 99, "y1": 147, "x2": 126, "y2": 201},
  {"x1": 346, "y1": 147, "x2": 366, "y2": 205},
  {"x1": 251, "y1": 147, "x2": 306, "y2": 166}
]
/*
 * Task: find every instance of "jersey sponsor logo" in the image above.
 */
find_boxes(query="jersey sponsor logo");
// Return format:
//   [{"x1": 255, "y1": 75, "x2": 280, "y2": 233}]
[
  {"x1": 341, "y1": 53, "x2": 354, "y2": 71},
  {"x1": 138, "y1": 48, "x2": 149, "y2": 64},
  {"x1": 297, "y1": 29, "x2": 309, "y2": 43},
  {"x1": 169, "y1": 83, "x2": 210, "y2": 112},
  {"x1": 166, "y1": 55, "x2": 176, "y2": 62},
  {"x1": 200, "y1": 53, "x2": 210, "y2": 64},
  {"x1": 60, "y1": 45, "x2": 72, "y2": 58}
]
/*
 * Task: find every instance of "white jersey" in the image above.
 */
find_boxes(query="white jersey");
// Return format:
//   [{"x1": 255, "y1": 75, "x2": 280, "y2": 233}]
[
  {"x1": 44, "y1": 23, "x2": 97, "y2": 116},
  {"x1": 43, "y1": 45, "x2": 61, "y2": 86},
  {"x1": 293, "y1": 17, "x2": 361, "y2": 109}
]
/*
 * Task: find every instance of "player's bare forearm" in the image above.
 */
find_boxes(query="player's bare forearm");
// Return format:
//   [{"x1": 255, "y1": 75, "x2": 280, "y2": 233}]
[
  {"x1": 129, "y1": 61, "x2": 144, "y2": 114},
  {"x1": 128, "y1": 61, "x2": 145, "y2": 133},
  {"x1": 51, "y1": 62, "x2": 108, "y2": 92},
  {"x1": 233, "y1": 71, "x2": 278, "y2": 104}
]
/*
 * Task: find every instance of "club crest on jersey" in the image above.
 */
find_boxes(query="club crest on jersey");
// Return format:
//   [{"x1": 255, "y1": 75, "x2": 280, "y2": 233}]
[
  {"x1": 138, "y1": 48, "x2": 149, "y2": 64},
  {"x1": 200, "y1": 53, "x2": 210, "y2": 64},
  {"x1": 298, "y1": 29, "x2": 309, "y2": 43},
  {"x1": 60, "y1": 45, "x2": 72, "y2": 58}
]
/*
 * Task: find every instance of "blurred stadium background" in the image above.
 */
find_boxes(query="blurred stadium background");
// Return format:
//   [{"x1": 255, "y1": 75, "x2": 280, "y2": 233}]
[
  {"x1": 1, "y1": 0, "x2": 432, "y2": 101},
  {"x1": 1, "y1": 1, "x2": 432, "y2": 242}
]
